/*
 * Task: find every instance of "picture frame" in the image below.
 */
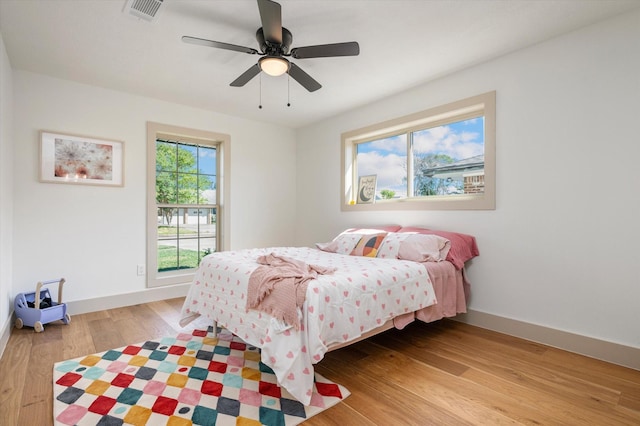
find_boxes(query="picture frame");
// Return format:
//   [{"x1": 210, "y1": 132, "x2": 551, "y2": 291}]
[
  {"x1": 356, "y1": 174, "x2": 377, "y2": 204},
  {"x1": 40, "y1": 131, "x2": 124, "y2": 187}
]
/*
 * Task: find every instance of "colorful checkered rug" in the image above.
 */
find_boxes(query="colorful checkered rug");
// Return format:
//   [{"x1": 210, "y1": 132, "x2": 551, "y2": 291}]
[{"x1": 53, "y1": 327, "x2": 349, "y2": 425}]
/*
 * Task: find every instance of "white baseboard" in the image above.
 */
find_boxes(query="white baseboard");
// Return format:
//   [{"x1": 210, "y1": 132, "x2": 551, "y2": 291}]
[
  {"x1": 0, "y1": 284, "x2": 191, "y2": 361},
  {"x1": 454, "y1": 309, "x2": 640, "y2": 371},
  {"x1": 65, "y1": 283, "x2": 191, "y2": 316},
  {"x1": 0, "y1": 316, "x2": 11, "y2": 361}
]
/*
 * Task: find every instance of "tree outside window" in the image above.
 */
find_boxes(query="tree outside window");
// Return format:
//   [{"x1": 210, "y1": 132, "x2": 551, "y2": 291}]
[{"x1": 155, "y1": 140, "x2": 217, "y2": 272}]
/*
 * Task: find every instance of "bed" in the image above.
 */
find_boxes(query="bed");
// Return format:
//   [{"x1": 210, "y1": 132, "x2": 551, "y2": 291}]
[{"x1": 179, "y1": 225, "x2": 479, "y2": 404}]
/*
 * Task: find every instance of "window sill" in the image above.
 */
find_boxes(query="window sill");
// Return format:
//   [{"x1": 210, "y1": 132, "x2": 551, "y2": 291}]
[{"x1": 341, "y1": 193, "x2": 495, "y2": 211}]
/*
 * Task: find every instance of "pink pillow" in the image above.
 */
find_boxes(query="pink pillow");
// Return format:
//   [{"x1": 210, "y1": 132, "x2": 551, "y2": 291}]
[
  {"x1": 397, "y1": 234, "x2": 451, "y2": 262},
  {"x1": 397, "y1": 227, "x2": 479, "y2": 269}
]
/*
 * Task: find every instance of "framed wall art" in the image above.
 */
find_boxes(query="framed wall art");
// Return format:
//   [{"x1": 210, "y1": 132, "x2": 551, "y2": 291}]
[
  {"x1": 356, "y1": 174, "x2": 377, "y2": 204},
  {"x1": 40, "y1": 131, "x2": 124, "y2": 186}
]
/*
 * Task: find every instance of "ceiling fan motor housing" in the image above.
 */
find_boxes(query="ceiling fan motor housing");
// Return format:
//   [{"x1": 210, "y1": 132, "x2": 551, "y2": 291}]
[{"x1": 256, "y1": 27, "x2": 293, "y2": 55}]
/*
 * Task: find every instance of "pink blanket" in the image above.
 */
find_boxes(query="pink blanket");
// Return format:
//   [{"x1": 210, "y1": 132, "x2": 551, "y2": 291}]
[{"x1": 247, "y1": 253, "x2": 336, "y2": 330}]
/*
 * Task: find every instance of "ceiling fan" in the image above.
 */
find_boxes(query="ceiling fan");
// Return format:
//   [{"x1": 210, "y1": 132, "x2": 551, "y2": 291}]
[{"x1": 182, "y1": 0, "x2": 360, "y2": 92}]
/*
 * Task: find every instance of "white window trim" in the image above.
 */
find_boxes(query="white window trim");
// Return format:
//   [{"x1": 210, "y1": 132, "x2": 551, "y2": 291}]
[
  {"x1": 146, "y1": 122, "x2": 231, "y2": 288},
  {"x1": 341, "y1": 91, "x2": 496, "y2": 211}
]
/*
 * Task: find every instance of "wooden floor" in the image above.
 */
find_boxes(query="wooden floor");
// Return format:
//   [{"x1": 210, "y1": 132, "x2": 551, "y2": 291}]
[{"x1": 1, "y1": 297, "x2": 639, "y2": 425}]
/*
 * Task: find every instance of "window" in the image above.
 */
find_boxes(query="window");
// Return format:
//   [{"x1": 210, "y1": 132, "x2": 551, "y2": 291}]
[
  {"x1": 342, "y1": 91, "x2": 495, "y2": 210},
  {"x1": 147, "y1": 122, "x2": 230, "y2": 288}
]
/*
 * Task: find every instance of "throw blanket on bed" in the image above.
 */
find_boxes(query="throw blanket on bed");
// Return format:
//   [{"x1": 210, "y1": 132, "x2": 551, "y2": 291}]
[{"x1": 247, "y1": 253, "x2": 337, "y2": 330}]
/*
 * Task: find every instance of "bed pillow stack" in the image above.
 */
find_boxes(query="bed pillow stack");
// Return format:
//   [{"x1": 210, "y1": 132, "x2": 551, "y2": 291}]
[
  {"x1": 316, "y1": 225, "x2": 479, "y2": 268},
  {"x1": 397, "y1": 226, "x2": 479, "y2": 269}
]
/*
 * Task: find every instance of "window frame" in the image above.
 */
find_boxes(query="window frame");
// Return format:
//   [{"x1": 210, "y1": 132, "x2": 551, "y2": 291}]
[
  {"x1": 146, "y1": 122, "x2": 231, "y2": 288},
  {"x1": 341, "y1": 91, "x2": 496, "y2": 211}
]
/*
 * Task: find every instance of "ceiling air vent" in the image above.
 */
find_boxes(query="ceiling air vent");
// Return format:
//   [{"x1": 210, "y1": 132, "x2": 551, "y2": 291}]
[{"x1": 124, "y1": 0, "x2": 164, "y2": 22}]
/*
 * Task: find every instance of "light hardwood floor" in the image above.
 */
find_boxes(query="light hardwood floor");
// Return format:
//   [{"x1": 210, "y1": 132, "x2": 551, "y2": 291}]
[{"x1": 1, "y1": 297, "x2": 639, "y2": 425}]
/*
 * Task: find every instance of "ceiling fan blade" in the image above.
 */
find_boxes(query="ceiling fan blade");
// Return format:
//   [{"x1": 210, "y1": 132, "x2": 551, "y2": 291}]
[
  {"x1": 290, "y1": 42, "x2": 360, "y2": 59},
  {"x1": 288, "y1": 63, "x2": 322, "y2": 92},
  {"x1": 257, "y1": 0, "x2": 282, "y2": 45},
  {"x1": 230, "y1": 64, "x2": 261, "y2": 87},
  {"x1": 182, "y1": 36, "x2": 259, "y2": 55}
]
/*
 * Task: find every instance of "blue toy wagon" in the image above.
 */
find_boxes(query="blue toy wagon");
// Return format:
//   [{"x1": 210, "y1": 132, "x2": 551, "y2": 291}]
[{"x1": 14, "y1": 278, "x2": 70, "y2": 332}]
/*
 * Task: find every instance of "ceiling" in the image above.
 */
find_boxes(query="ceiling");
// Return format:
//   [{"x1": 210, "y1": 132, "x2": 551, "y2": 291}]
[{"x1": 1, "y1": 0, "x2": 639, "y2": 129}]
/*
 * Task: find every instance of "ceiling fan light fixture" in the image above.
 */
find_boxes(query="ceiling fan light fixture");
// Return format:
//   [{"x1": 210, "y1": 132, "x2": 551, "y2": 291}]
[{"x1": 259, "y1": 56, "x2": 290, "y2": 76}]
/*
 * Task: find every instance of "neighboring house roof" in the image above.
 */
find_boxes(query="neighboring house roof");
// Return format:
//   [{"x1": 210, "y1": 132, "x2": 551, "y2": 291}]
[{"x1": 424, "y1": 155, "x2": 485, "y2": 179}]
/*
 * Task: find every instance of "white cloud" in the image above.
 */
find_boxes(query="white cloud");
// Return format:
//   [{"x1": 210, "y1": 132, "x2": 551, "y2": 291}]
[
  {"x1": 201, "y1": 189, "x2": 216, "y2": 204},
  {"x1": 357, "y1": 151, "x2": 406, "y2": 189},
  {"x1": 368, "y1": 134, "x2": 406, "y2": 153},
  {"x1": 413, "y1": 126, "x2": 482, "y2": 159}
]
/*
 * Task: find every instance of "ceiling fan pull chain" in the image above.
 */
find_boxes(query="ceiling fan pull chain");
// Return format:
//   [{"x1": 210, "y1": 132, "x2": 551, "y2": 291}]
[
  {"x1": 287, "y1": 73, "x2": 291, "y2": 107},
  {"x1": 259, "y1": 73, "x2": 263, "y2": 109}
]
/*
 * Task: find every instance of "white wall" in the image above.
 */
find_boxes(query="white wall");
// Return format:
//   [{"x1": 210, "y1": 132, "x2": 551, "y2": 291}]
[
  {"x1": 12, "y1": 71, "x2": 297, "y2": 304},
  {"x1": 295, "y1": 11, "x2": 640, "y2": 350},
  {"x1": 0, "y1": 33, "x2": 14, "y2": 353}
]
